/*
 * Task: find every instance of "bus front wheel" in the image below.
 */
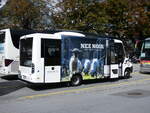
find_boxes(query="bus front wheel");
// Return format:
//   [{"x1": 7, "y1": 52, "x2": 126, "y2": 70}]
[
  {"x1": 124, "y1": 69, "x2": 131, "y2": 79},
  {"x1": 71, "y1": 74, "x2": 82, "y2": 86}
]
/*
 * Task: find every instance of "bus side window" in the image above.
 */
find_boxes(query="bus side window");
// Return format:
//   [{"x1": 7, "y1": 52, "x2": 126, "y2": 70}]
[
  {"x1": 110, "y1": 43, "x2": 125, "y2": 64},
  {"x1": 116, "y1": 43, "x2": 125, "y2": 63},
  {"x1": 110, "y1": 44, "x2": 118, "y2": 64}
]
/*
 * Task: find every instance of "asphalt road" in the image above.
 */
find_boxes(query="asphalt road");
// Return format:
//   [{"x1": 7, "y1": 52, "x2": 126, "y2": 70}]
[{"x1": 0, "y1": 64, "x2": 150, "y2": 113}]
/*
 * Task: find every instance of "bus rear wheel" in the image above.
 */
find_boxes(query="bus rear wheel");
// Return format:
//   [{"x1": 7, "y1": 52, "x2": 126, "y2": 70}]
[{"x1": 71, "y1": 74, "x2": 82, "y2": 86}]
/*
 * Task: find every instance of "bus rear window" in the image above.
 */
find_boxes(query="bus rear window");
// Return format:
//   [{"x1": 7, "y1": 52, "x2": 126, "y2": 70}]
[
  {"x1": 20, "y1": 38, "x2": 33, "y2": 67},
  {"x1": 0, "y1": 31, "x2": 5, "y2": 43}
]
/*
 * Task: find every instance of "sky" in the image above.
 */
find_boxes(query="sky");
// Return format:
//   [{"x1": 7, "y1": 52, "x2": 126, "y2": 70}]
[{"x1": 0, "y1": 0, "x2": 7, "y2": 8}]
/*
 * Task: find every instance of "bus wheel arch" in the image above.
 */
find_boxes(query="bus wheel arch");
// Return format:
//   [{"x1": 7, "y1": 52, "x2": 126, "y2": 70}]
[{"x1": 71, "y1": 74, "x2": 82, "y2": 86}]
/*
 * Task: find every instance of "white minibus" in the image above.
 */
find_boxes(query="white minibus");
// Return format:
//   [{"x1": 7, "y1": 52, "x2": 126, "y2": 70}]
[{"x1": 19, "y1": 31, "x2": 133, "y2": 86}]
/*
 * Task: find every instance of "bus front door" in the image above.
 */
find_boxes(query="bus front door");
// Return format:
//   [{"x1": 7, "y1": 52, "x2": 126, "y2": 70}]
[
  {"x1": 42, "y1": 39, "x2": 61, "y2": 83},
  {"x1": 110, "y1": 43, "x2": 124, "y2": 78}
]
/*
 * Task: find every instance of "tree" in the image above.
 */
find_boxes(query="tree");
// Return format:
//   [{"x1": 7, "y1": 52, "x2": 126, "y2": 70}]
[
  {"x1": 51, "y1": 0, "x2": 108, "y2": 34},
  {"x1": 0, "y1": 0, "x2": 48, "y2": 30},
  {"x1": 104, "y1": 0, "x2": 130, "y2": 39},
  {"x1": 105, "y1": 0, "x2": 150, "y2": 40},
  {"x1": 0, "y1": 10, "x2": 3, "y2": 28},
  {"x1": 103, "y1": 0, "x2": 150, "y2": 54},
  {"x1": 128, "y1": 0, "x2": 150, "y2": 39}
]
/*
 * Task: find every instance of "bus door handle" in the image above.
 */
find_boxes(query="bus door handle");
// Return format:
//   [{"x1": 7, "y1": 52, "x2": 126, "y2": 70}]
[{"x1": 51, "y1": 67, "x2": 55, "y2": 70}]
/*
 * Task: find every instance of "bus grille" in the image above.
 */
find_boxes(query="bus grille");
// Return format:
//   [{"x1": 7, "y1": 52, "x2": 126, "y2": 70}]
[{"x1": 11, "y1": 61, "x2": 19, "y2": 73}]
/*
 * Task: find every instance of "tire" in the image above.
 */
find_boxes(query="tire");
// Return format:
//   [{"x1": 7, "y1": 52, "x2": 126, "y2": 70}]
[
  {"x1": 71, "y1": 75, "x2": 82, "y2": 86},
  {"x1": 124, "y1": 69, "x2": 131, "y2": 79}
]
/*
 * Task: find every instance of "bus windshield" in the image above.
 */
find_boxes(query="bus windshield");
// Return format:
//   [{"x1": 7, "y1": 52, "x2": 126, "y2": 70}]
[
  {"x1": 141, "y1": 40, "x2": 150, "y2": 60},
  {"x1": 20, "y1": 38, "x2": 33, "y2": 67},
  {"x1": 0, "y1": 31, "x2": 5, "y2": 53}
]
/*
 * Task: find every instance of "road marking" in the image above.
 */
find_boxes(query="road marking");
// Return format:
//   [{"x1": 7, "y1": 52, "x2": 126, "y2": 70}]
[
  {"x1": 132, "y1": 72, "x2": 138, "y2": 74},
  {"x1": 19, "y1": 77, "x2": 150, "y2": 100}
]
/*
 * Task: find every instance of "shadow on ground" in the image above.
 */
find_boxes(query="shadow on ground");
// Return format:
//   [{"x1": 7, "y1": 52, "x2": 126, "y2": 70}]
[
  {"x1": 0, "y1": 80, "x2": 26, "y2": 96},
  {"x1": 0, "y1": 75, "x2": 29, "y2": 96},
  {"x1": 1, "y1": 75, "x2": 18, "y2": 81},
  {"x1": 0, "y1": 75, "x2": 131, "y2": 95},
  {"x1": 27, "y1": 77, "x2": 128, "y2": 91},
  {"x1": 140, "y1": 72, "x2": 150, "y2": 75}
]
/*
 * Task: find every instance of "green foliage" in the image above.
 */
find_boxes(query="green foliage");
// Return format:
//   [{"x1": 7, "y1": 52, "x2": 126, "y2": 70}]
[
  {"x1": 0, "y1": 0, "x2": 48, "y2": 30},
  {"x1": 50, "y1": 0, "x2": 150, "y2": 53},
  {"x1": 104, "y1": 0, "x2": 129, "y2": 38},
  {"x1": 106, "y1": 0, "x2": 150, "y2": 40},
  {"x1": 51, "y1": 0, "x2": 108, "y2": 34},
  {"x1": 0, "y1": 0, "x2": 150, "y2": 43},
  {"x1": 51, "y1": 0, "x2": 150, "y2": 40}
]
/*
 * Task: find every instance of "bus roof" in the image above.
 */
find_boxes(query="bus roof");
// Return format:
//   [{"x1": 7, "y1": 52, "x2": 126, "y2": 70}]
[
  {"x1": 1, "y1": 28, "x2": 120, "y2": 42},
  {"x1": 21, "y1": 33, "x2": 59, "y2": 39},
  {"x1": 21, "y1": 32, "x2": 103, "y2": 40},
  {"x1": 21, "y1": 32, "x2": 84, "y2": 40},
  {"x1": 145, "y1": 38, "x2": 150, "y2": 40},
  {"x1": 54, "y1": 31, "x2": 85, "y2": 37},
  {"x1": 1, "y1": 28, "x2": 116, "y2": 40},
  {"x1": 21, "y1": 31, "x2": 120, "y2": 41},
  {"x1": 0, "y1": 28, "x2": 62, "y2": 38}
]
